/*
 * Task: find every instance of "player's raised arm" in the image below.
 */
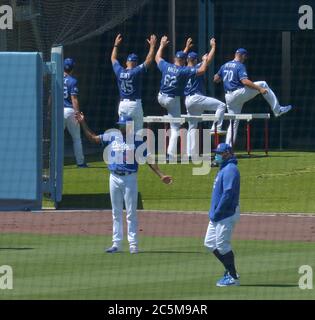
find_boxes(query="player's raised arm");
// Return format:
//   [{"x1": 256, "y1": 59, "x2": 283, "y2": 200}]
[
  {"x1": 196, "y1": 37, "x2": 216, "y2": 76},
  {"x1": 155, "y1": 35, "x2": 170, "y2": 65},
  {"x1": 183, "y1": 37, "x2": 193, "y2": 54},
  {"x1": 111, "y1": 34, "x2": 123, "y2": 64},
  {"x1": 76, "y1": 112, "x2": 101, "y2": 144},
  {"x1": 144, "y1": 34, "x2": 157, "y2": 68}
]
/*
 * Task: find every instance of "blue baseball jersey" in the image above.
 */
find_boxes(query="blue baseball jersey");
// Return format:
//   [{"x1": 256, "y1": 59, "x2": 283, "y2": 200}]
[
  {"x1": 64, "y1": 74, "x2": 79, "y2": 108},
  {"x1": 209, "y1": 157, "x2": 240, "y2": 223},
  {"x1": 158, "y1": 59, "x2": 197, "y2": 96},
  {"x1": 99, "y1": 131, "x2": 147, "y2": 173},
  {"x1": 217, "y1": 60, "x2": 248, "y2": 92},
  {"x1": 112, "y1": 61, "x2": 147, "y2": 100},
  {"x1": 184, "y1": 62, "x2": 205, "y2": 96}
]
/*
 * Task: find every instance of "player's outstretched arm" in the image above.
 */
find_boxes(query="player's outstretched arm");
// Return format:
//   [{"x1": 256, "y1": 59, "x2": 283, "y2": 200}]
[
  {"x1": 148, "y1": 163, "x2": 173, "y2": 185},
  {"x1": 241, "y1": 79, "x2": 268, "y2": 94},
  {"x1": 111, "y1": 34, "x2": 122, "y2": 64},
  {"x1": 196, "y1": 37, "x2": 216, "y2": 76},
  {"x1": 183, "y1": 37, "x2": 193, "y2": 54},
  {"x1": 155, "y1": 35, "x2": 170, "y2": 65},
  {"x1": 76, "y1": 112, "x2": 101, "y2": 144},
  {"x1": 144, "y1": 34, "x2": 157, "y2": 68}
]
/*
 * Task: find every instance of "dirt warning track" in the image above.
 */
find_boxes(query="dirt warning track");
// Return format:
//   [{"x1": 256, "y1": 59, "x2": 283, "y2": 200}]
[{"x1": 0, "y1": 210, "x2": 315, "y2": 242}]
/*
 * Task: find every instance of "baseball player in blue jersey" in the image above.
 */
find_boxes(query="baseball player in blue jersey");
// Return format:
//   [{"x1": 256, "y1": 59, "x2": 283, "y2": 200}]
[
  {"x1": 155, "y1": 36, "x2": 216, "y2": 160},
  {"x1": 184, "y1": 50, "x2": 226, "y2": 159},
  {"x1": 111, "y1": 34, "x2": 157, "y2": 133},
  {"x1": 214, "y1": 48, "x2": 292, "y2": 146},
  {"x1": 76, "y1": 113, "x2": 172, "y2": 254},
  {"x1": 204, "y1": 143, "x2": 240, "y2": 287},
  {"x1": 63, "y1": 58, "x2": 87, "y2": 168}
]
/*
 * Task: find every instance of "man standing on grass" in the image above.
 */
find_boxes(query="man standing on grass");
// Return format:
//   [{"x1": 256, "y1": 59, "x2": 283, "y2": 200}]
[
  {"x1": 63, "y1": 58, "x2": 88, "y2": 168},
  {"x1": 204, "y1": 143, "x2": 241, "y2": 287},
  {"x1": 76, "y1": 113, "x2": 173, "y2": 254}
]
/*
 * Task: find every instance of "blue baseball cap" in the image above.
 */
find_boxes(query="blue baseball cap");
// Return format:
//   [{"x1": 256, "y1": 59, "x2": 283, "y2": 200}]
[
  {"x1": 213, "y1": 143, "x2": 233, "y2": 154},
  {"x1": 235, "y1": 48, "x2": 248, "y2": 55},
  {"x1": 187, "y1": 51, "x2": 198, "y2": 60},
  {"x1": 117, "y1": 115, "x2": 133, "y2": 125},
  {"x1": 64, "y1": 58, "x2": 75, "y2": 70},
  {"x1": 175, "y1": 51, "x2": 187, "y2": 59},
  {"x1": 127, "y1": 53, "x2": 138, "y2": 61}
]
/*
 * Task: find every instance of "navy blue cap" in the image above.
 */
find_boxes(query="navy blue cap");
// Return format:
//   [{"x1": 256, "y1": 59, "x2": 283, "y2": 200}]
[
  {"x1": 235, "y1": 48, "x2": 248, "y2": 55},
  {"x1": 117, "y1": 115, "x2": 133, "y2": 125},
  {"x1": 64, "y1": 58, "x2": 75, "y2": 69},
  {"x1": 213, "y1": 143, "x2": 232, "y2": 154},
  {"x1": 187, "y1": 51, "x2": 198, "y2": 60},
  {"x1": 127, "y1": 53, "x2": 138, "y2": 61},
  {"x1": 175, "y1": 51, "x2": 187, "y2": 59}
]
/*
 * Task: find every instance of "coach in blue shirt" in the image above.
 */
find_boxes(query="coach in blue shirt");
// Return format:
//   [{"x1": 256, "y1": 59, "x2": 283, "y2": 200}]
[{"x1": 204, "y1": 143, "x2": 241, "y2": 287}]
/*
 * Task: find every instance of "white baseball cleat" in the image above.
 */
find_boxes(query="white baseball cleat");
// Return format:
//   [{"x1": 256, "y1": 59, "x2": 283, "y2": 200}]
[
  {"x1": 276, "y1": 105, "x2": 292, "y2": 117},
  {"x1": 129, "y1": 246, "x2": 139, "y2": 254}
]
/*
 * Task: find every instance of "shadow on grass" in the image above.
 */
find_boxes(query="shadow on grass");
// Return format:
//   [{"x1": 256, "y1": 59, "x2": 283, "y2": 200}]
[
  {"x1": 0, "y1": 247, "x2": 34, "y2": 250},
  {"x1": 236, "y1": 154, "x2": 297, "y2": 159},
  {"x1": 59, "y1": 193, "x2": 143, "y2": 210},
  {"x1": 241, "y1": 284, "x2": 298, "y2": 288},
  {"x1": 138, "y1": 251, "x2": 206, "y2": 255}
]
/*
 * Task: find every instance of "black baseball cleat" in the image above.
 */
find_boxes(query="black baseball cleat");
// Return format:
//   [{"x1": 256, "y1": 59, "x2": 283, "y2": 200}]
[{"x1": 77, "y1": 163, "x2": 89, "y2": 168}]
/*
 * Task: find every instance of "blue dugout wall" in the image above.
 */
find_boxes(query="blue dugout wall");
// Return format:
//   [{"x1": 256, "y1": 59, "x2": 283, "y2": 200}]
[
  {"x1": 0, "y1": 52, "x2": 43, "y2": 210},
  {"x1": 0, "y1": 47, "x2": 64, "y2": 210}
]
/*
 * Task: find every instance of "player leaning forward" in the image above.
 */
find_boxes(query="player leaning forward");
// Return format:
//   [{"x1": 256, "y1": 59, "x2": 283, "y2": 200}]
[
  {"x1": 76, "y1": 113, "x2": 172, "y2": 254},
  {"x1": 214, "y1": 48, "x2": 292, "y2": 146},
  {"x1": 155, "y1": 36, "x2": 215, "y2": 160},
  {"x1": 111, "y1": 33, "x2": 157, "y2": 133},
  {"x1": 204, "y1": 143, "x2": 241, "y2": 287}
]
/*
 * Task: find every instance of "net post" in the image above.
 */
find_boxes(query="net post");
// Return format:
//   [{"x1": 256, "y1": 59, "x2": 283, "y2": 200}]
[{"x1": 50, "y1": 45, "x2": 64, "y2": 206}]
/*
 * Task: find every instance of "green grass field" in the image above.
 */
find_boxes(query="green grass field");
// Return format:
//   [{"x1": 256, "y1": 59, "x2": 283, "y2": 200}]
[
  {"x1": 14, "y1": 151, "x2": 315, "y2": 299},
  {"x1": 1, "y1": 233, "x2": 314, "y2": 300},
  {"x1": 56, "y1": 151, "x2": 315, "y2": 213}
]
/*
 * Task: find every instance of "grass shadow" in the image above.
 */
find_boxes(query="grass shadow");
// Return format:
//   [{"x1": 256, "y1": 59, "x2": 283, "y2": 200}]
[
  {"x1": 59, "y1": 193, "x2": 143, "y2": 210},
  {"x1": 0, "y1": 247, "x2": 34, "y2": 250},
  {"x1": 138, "y1": 251, "x2": 206, "y2": 254},
  {"x1": 241, "y1": 284, "x2": 298, "y2": 288}
]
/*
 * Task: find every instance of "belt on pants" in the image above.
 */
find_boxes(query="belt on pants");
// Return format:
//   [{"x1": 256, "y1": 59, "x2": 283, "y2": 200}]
[
  {"x1": 159, "y1": 92, "x2": 176, "y2": 98},
  {"x1": 120, "y1": 98, "x2": 141, "y2": 102},
  {"x1": 112, "y1": 170, "x2": 134, "y2": 176},
  {"x1": 225, "y1": 89, "x2": 240, "y2": 94}
]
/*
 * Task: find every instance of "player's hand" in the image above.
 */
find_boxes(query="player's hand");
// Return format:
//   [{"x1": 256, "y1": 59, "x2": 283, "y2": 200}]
[
  {"x1": 147, "y1": 34, "x2": 157, "y2": 47},
  {"x1": 210, "y1": 38, "x2": 216, "y2": 48},
  {"x1": 259, "y1": 88, "x2": 268, "y2": 95},
  {"x1": 161, "y1": 175, "x2": 173, "y2": 185},
  {"x1": 114, "y1": 34, "x2": 123, "y2": 47},
  {"x1": 160, "y1": 36, "x2": 170, "y2": 48},
  {"x1": 75, "y1": 112, "x2": 85, "y2": 123},
  {"x1": 185, "y1": 37, "x2": 194, "y2": 50}
]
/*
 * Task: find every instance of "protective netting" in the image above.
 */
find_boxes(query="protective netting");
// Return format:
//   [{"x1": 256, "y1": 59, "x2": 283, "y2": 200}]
[
  {"x1": 2, "y1": 0, "x2": 149, "y2": 58},
  {"x1": 1, "y1": 0, "x2": 315, "y2": 301}
]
